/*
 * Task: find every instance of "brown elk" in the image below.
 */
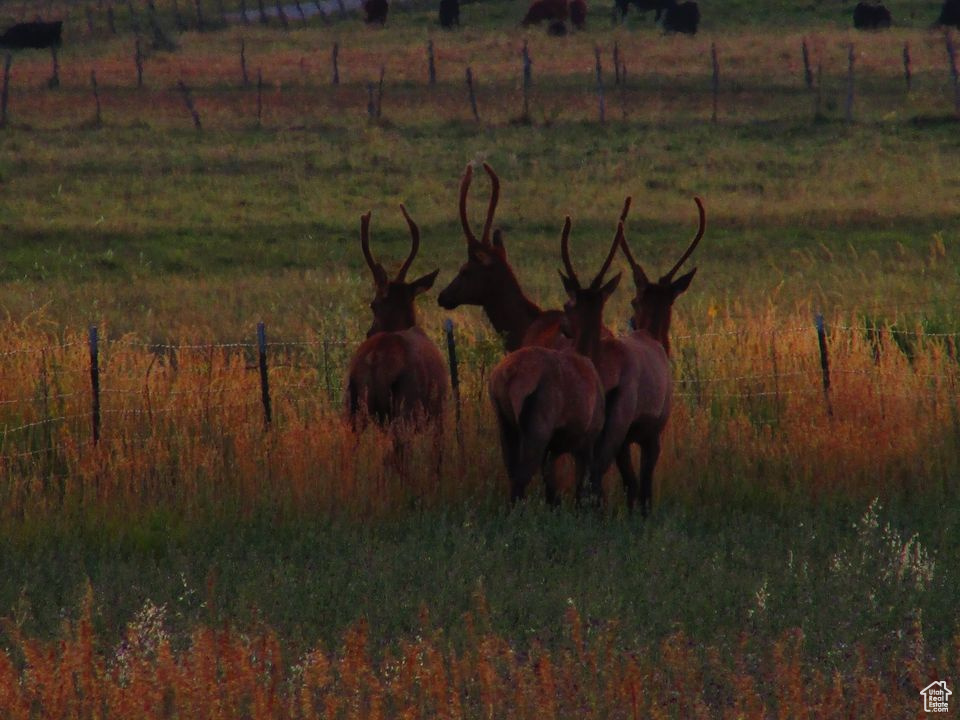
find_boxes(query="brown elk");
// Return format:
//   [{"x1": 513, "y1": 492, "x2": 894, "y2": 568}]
[
  {"x1": 488, "y1": 215, "x2": 622, "y2": 504},
  {"x1": 346, "y1": 207, "x2": 447, "y2": 427},
  {"x1": 522, "y1": 0, "x2": 569, "y2": 25},
  {"x1": 616, "y1": 197, "x2": 705, "y2": 514},
  {"x1": 437, "y1": 163, "x2": 568, "y2": 351}
]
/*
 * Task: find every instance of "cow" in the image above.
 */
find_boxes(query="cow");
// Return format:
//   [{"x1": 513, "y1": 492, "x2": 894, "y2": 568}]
[
  {"x1": 0, "y1": 20, "x2": 62, "y2": 50},
  {"x1": 853, "y1": 2, "x2": 892, "y2": 29},
  {"x1": 364, "y1": 0, "x2": 388, "y2": 24},
  {"x1": 938, "y1": 0, "x2": 960, "y2": 27},
  {"x1": 661, "y1": 0, "x2": 699, "y2": 33},
  {"x1": 439, "y1": 0, "x2": 460, "y2": 27}
]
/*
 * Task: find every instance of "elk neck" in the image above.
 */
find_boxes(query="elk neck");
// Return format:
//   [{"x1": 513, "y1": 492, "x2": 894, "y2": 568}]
[{"x1": 481, "y1": 279, "x2": 543, "y2": 351}]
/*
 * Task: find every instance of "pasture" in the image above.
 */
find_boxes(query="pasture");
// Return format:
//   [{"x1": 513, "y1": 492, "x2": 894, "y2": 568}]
[{"x1": 0, "y1": 0, "x2": 958, "y2": 716}]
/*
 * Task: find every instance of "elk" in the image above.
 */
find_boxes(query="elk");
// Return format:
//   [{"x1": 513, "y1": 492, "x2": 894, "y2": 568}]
[
  {"x1": 489, "y1": 216, "x2": 622, "y2": 504},
  {"x1": 939, "y1": 0, "x2": 960, "y2": 27},
  {"x1": 439, "y1": 0, "x2": 460, "y2": 28},
  {"x1": 522, "y1": 0, "x2": 569, "y2": 26},
  {"x1": 346, "y1": 207, "x2": 447, "y2": 428},
  {"x1": 661, "y1": 0, "x2": 700, "y2": 34},
  {"x1": 615, "y1": 0, "x2": 670, "y2": 21},
  {"x1": 853, "y1": 1, "x2": 892, "y2": 29},
  {"x1": 616, "y1": 197, "x2": 705, "y2": 515},
  {"x1": 0, "y1": 20, "x2": 62, "y2": 49},
  {"x1": 569, "y1": 0, "x2": 587, "y2": 29},
  {"x1": 437, "y1": 163, "x2": 568, "y2": 351},
  {"x1": 363, "y1": 0, "x2": 388, "y2": 24}
]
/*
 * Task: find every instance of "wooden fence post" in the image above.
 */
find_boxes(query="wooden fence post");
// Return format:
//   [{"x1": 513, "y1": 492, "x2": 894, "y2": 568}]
[
  {"x1": 711, "y1": 42, "x2": 719, "y2": 123},
  {"x1": 845, "y1": 43, "x2": 855, "y2": 123},
  {"x1": 177, "y1": 80, "x2": 202, "y2": 129},
  {"x1": 466, "y1": 66, "x2": 479, "y2": 121},
  {"x1": 595, "y1": 46, "x2": 605, "y2": 124},
  {"x1": 522, "y1": 40, "x2": 531, "y2": 119},
  {"x1": 89, "y1": 326, "x2": 101, "y2": 445},
  {"x1": 903, "y1": 42, "x2": 912, "y2": 92},
  {"x1": 257, "y1": 322, "x2": 272, "y2": 428},
  {"x1": 1, "y1": 54, "x2": 10, "y2": 128},
  {"x1": 332, "y1": 42, "x2": 339, "y2": 85},
  {"x1": 376, "y1": 65, "x2": 384, "y2": 119},
  {"x1": 802, "y1": 38, "x2": 813, "y2": 90},
  {"x1": 91, "y1": 69, "x2": 102, "y2": 127},
  {"x1": 257, "y1": 68, "x2": 263, "y2": 126},
  {"x1": 427, "y1": 40, "x2": 436, "y2": 86},
  {"x1": 241, "y1": 39, "x2": 250, "y2": 87},
  {"x1": 815, "y1": 313, "x2": 833, "y2": 417},
  {"x1": 135, "y1": 37, "x2": 144, "y2": 88},
  {"x1": 613, "y1": 40, "x2": 620, "y2": 85},
  {"x1": 48, "y1": 46, "x2": 59, "y2": 89},
  {"x1": 444, "y1": 318, "x2": 461, "y2": 428}
]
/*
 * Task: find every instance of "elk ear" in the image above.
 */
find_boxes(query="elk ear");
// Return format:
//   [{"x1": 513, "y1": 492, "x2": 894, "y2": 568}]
[
  {"x1": 470, "y1": 245, "x2": 499, "y2": 266},
  {"x1": 491, "y1": 229, "x2": 507, "y2": 254},
  {"x1": 410, "y1": 268, "x2": 440, "y2": 296},
  {"x1": 559, "y1": 270, "x2": 580, "y2": 299},
  {"x1": 670, "y1": 268, "x2": 697, "y2": 298},
  {"x1": 599, "y1": 271, "x2": 622, "y2": 300}
]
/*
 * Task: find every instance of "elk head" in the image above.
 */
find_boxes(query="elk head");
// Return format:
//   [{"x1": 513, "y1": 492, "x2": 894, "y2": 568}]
[
  {"x1": 619, "y1": 197, "x2": 705, "y2": 354},
  {"x1": 436, "y1": 162, "x2": 516, "y2": 309},
  {"x1": 361, "y1": 206, "x2": 439, "y2": 338},
  {"x1": 558, "y1": 215, "x2": 623, "y2": 358}
]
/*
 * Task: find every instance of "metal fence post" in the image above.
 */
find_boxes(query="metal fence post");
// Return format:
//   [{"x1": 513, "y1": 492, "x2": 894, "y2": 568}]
[
  {"x1": 89, "y1": 326, "x2": 101, "y2": 445},
  {"x1": 257, "y1": 322, "x2": 272, "y2": 428}
]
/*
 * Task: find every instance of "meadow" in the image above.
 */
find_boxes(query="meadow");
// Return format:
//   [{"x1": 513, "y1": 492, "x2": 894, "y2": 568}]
[{"x1": 0, "y1": 0, "x2": 959, "y2": 716}]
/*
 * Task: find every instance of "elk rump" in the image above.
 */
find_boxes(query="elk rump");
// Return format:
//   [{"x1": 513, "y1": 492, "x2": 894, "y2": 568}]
[{"x1": 0, "y1": 20, "x2": 62, "y2": 50}]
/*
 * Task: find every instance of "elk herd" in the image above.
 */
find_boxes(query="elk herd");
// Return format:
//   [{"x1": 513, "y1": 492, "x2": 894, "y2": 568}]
[{"x1": 347, "y1": 163, "x2": 705, "y2": 514}]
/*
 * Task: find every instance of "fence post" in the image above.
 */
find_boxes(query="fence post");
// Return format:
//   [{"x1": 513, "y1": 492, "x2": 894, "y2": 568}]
[
  {"x1": 845, "y1": 43, "x2": 855, "y2": 123},
  {"x1": 376, "y1": 65, "x2": 384, "y2": 119},
  {"x1": 815, "y1": 312, "x2": 833, "y2": 417},
  {"x1": 332, "y1": 42, "x2": 339, "y2": 85},
  {"x1": 466, "y1": 66, "x2": 479, "y2": 121},
  {"x1": 902, "y1": 42, "x2": 911, "y2": 92},
  {"x1": 177, "y1": 80, "x2": 202, "y2": 130},
  {"x1": 613, "y1": 41, "x2": 620, "y2": 85},
  {"x1": 711, "y1": 42, "x2": 719, "y2": 123},
  {"x1": 594, "y1": 46, "x2": 605, "y2": 124},
  {"x1": 257, "y1": 322, "x2": 272, "y2": 429},
  {"x1": 427, "y1": 40, "x2": 436, "y2": 86},
  {"x1": 256, "y1": 68, "x2": 263, "y2": 126},
  {"x1": 946, "y1": 31, "x2": 959, "y2": 115},
  {"x1": 240, "y1": 38, "x2": 250, "y2": 87},
  {"x1": 48, "y1": 46, "x2": 59, "y2": 89},
  {"x1": 801, "y1": 38, "x2": 813, "y2": 90},
  {"x1": 522, "y1": 40, "x2": 531, "y2": 119},
  {"x1": 619, "y1": 61, "x2": 628, "y2": 119},
  {"x1": 444, "y1": 318, "x2": 461, "y2": 428},
  {"x1": 135, "y1": 37, "x2": 144, "y2": 88},
  {"x1": 1, "y1": 53, "x2": 10, "y2": 128},
  {"x1": 91, "y1": 69, "x2": 102, "y2": 127},
  {"x1": 89, "y1": 326, "x2": 101, "y2": 445}
]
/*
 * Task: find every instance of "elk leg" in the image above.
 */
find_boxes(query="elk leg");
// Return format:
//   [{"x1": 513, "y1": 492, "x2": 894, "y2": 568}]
[
  {"x1": 616, "y1": 444, "x2": 640, "y2": 511},
  {"x1": 541, "y1": 454, "x2": 561, "y2": 506},
  {"x1": 639, "y1": 436, "x2": 660, "y2": 517}
]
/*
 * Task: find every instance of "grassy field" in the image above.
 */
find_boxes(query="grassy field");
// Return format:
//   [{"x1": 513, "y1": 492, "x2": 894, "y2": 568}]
[{"x1": 0, "y1": 0, "x2": 958, "y2": 716}]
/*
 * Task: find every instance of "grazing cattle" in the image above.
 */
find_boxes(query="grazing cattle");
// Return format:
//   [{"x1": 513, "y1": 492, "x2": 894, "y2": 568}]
[
  {"x1": 569, "y1": 0, "x2": 587, "y2": 28},
  {"x1": 346, "y1": 207, "x2": 447, "y2": 428},
  {"x1": 363, "y1": 0, "x2": 388, "y2": 24},
  {"x1": 615, "y1": 0, "x2": 670, "y2": 21},
  {"x1": 522, "y1": 0, "x2": 568, "y2": 25},
  {"x1": 661, "y1": 0, "x2": 699, "y2": 34},
  {"x1": 937, "y1": 0, "x2": 960, "y2": 27},
  {"x1": 853, "y1": 1, "x2": 892, "y2": 29},
  {"x1": 0, "y1": 20, "x2": 62, "y2": 50},
  {"x1": 439, "y1": 0, "x2": 460, "y2": 27},
  {"x1": 488, "y1": 216, "x2": 622, "y2": 504}
]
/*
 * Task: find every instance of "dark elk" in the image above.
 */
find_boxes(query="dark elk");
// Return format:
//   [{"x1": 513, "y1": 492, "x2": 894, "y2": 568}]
[
  {"x1": 569, "y1": 0, "x2": 587, "y2": 28},
  {"x1": 0, "y1": 20, "x2": 62, "y2": 50},
  {"x1": 346, "y1": 207, "x2": 447, "y2": 428},
  {"x1": 616, "y1": 197, "x2": 705, "y2": 515},
  {"x1": 853, "y1": 1, "x2": 892, "y2": 29},
  {"x1": 439, "y1": 0, "x2": 460, "y2": 28},
  {"x1": 437, "y1": 163, "x2": 569, "y2": 351},
  {"x1": 488, "y1": 216, "x2": 622, "y2": 504},
  {"x1": 661, "y1": 0, "x2": 700, "y2": 34},
  {"x1": 363, "y1": 0, "x2": 389, "y2": 24},
  {"x1": 522, "y1": 0, "x2": 569, "y2": 26},
  {"x1": 937, "y1": 0, "x2": 959, "y2": 27},
  {"x1": 615, "y1": 0, "x2": 670, "y2": 21}
]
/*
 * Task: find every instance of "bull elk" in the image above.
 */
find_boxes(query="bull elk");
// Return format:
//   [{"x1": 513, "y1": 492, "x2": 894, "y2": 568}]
[
  {"x1": 346, "y1": 207, "x2": 447, "y2": 428},
  {"x1": 616, "y1": 197, "x2": 705, "y2": 514},
  {"x1": 489, "y1": 215, "x2": 622, "y2": 504},
  {"x1": 437, "y1": 163, "x2": 568, "y2": 351}
]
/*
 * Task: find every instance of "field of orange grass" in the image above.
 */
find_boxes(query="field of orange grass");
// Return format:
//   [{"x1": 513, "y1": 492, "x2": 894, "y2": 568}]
[
  {"x1": 0, "y1": 586, "x2": 953, "y2": 720},
  {"x1": 0, "y1": 304, "x2": 956, "y2": 523}
]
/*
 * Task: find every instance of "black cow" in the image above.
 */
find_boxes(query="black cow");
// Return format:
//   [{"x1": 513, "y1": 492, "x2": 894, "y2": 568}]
[
  {"x1": 615, "y1": 0, "x2": 670, "y2": 20},
  {"x1": 853, "y1": 2, "x2": 891, "y2": 29},
  {"x1": 938, "y1": 0, "x2": 960, "y2": 27},
  {"x1": 439, "y1": 0, "x2": 460, "y2": 27},
  {"x1": 662, "y1": 0, "x2": 699, "y2": 33},
  {"x1": 364, "y1": 0, "x2": 388, "y2": 24},
  {"x1": 0, "y1": 20, "x2": 62, "y2": 50}
]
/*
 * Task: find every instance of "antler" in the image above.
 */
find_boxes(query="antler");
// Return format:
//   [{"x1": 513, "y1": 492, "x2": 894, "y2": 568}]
[
  {"x1": 458, "y1": 164, "x2": 478, "y2": 245},
  {"x1": 396, "y1": 204, "x2": 420, "y2": 281},
  {"x1": 620, "y1": 196, "x2": 632, "y2": 223},
  {"x1": 480, "y1": 162, "x2": 500, "y2": 245},
  {"x1": 589, "y1": 222, "x2": 624, "y2": 290},
  {"x1": 663, "y1": 196, "x2": 706, "y2": 281},
  {"x1": 559, "y1": 216, "x2": 579, "y2": 288},
  {"x1": 360, "y1": 211, "x2": 388, "y2": 287}
]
